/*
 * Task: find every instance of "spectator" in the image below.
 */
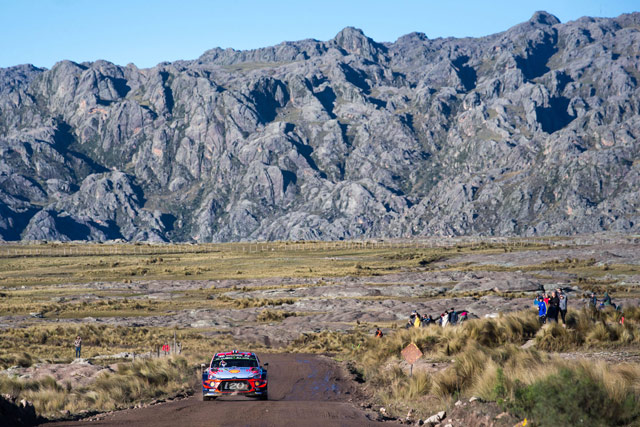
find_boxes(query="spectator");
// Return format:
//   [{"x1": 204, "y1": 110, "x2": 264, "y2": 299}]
[
  {"x1": 558, "y1": 289, "x2": 568, "y2": 327},
  {"x1": 405, "y1": 319, "x2": 413, "y2": 329},
  {"x1": 448, "y1": 308, "x2": 457, "y2": 325},
  {"x1": 548, "y1": 291, "x2": 560, "y2": 323},
  {"x1": 375, "y1": 327, "x2": 383, "y2": 338},
  {"x1": 543, "y1": 292, "x2": 550, "y2": 308},
  {"x1": 422, "y1": 314, "x2": 434, "y2": 326},
  {"x1": 603, "y1": 291, "x2": 613, "y2": 307},
  {"x1": 441, "y1": 310, "x2": 449, "y2": 328},
  {"x1": 74, "y1": 336, "x2": 82, "y2": 359},
  {"x1": 589, "y1": 292, "x2": 598, "y2": 309},
  {"x1": 535, "y1": 296, "x2": 547, "y2": 324},
  {"x1": 414, "y1": 313, "x2": 422, "y2": 328},
  {"x1": 588, "y1": 292, "x2": 599, "y2": 320},
  {"x1": 406, "y1": 311, "x2": 417, "y2": 329}
]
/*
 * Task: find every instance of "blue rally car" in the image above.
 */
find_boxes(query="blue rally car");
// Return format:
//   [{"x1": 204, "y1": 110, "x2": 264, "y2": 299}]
[{"x1": 202, "y1": 351, "x2": 268, "y2": 400}]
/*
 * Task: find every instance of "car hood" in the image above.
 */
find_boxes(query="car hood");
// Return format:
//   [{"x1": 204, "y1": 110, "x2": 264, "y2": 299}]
[{"x1": 209, "y1": 367, "x2": 261, "y2": 379}]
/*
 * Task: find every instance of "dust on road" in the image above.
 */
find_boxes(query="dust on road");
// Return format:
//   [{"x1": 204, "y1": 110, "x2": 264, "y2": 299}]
[{"x1": 46, "y1": 353, "x2": 400, "y2": 427}]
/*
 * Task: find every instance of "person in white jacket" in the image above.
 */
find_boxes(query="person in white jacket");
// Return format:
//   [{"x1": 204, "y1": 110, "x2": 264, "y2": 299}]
[{"x1": 441, "y1": 311, "x2": 449, "y2": 328}]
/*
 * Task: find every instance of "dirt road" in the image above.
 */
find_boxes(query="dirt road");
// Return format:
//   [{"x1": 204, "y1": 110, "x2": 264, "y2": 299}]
[{"x1": 46, "y1": 353, "x2": 400, "y2": 427}]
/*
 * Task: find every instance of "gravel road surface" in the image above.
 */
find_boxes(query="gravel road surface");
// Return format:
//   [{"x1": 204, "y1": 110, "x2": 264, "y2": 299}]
[{"x1": 46, "y1": 353, "x2": 400, "y2": 427}]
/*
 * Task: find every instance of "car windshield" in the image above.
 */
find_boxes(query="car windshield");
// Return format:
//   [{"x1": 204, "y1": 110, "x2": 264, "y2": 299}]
[{"x1": 211, "y1": 357, "x2": 258, "y2": 368}]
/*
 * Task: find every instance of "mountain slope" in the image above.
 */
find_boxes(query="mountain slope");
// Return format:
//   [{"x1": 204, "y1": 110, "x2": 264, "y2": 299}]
[{"x1": 1, "y1": 11, "x2": 639, "y2": 242}]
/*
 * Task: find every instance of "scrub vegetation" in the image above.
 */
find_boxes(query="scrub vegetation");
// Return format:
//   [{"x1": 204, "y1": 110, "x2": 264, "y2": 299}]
[
  {"x1": 295, "y1": 308, "x2": 640, "y2": 424},
  {"x1": 1, "y1": 239, "x2": 639, "y2": 423},
  {"x1": 0, "y1": 357, "x2": 195, "y2": 418}
]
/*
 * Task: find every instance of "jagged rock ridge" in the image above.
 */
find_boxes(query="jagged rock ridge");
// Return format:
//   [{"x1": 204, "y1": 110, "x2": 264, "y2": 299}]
[{"x1": 0, "y1": 11, "x2": 639, "y2": 242}]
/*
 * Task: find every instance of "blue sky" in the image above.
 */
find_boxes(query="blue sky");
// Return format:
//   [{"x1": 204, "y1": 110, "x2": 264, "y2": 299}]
[{"x1": 0, "y1": 0, "x2": 638, "y2": 69}]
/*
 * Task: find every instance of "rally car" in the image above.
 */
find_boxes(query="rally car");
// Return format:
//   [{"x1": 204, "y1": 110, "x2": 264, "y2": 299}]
[{"x1": 201, "y1": 350, "x2": 268, "y2": 400}]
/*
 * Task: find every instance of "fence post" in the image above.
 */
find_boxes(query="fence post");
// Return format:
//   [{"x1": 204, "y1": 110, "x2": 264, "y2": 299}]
[{"x1": 173, "y1": 331, "x2": 177, "y2": 356}]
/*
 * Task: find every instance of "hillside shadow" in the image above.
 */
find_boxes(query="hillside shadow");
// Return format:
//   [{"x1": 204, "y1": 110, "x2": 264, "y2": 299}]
[
  {"x1": 536, "y1": 97, "x2": 575, "y2": 133},
  {"x1": 452, "y1": 56, "x2": 477, "y2": 91}
]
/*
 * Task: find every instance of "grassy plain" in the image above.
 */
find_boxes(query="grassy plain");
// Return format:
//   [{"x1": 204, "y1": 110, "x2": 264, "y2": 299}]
[
  {"x1": 0, "y1": 238, "x2": 639, "y2": 423},
  {"x1": 0, "y1": 241, "x2": 538, "y2": 286}
]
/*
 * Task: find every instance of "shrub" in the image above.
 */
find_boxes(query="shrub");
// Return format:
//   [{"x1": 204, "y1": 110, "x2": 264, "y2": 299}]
[
  {"x1": 257, "y1": 309, "x2": 297, "y2": 322},
  {"x1": 0, "y1": 352, "x2": 33, "y2": 369},
  {"x1": 508, "y1": 367, "x2": 640, "y2": 426},
  {"x1": 329, "y1": 307, "x2": 640, "y2": 421}
]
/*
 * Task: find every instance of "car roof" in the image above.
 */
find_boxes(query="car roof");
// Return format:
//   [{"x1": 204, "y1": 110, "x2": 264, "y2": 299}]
[{"x1": 213, "y1": 351, "x2": 256, "y2": 358}]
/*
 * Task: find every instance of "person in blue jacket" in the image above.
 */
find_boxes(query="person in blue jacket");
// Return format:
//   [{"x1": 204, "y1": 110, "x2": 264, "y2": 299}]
[{"x1": 534, "y1": 295, "x2": 547, "y2": 324}]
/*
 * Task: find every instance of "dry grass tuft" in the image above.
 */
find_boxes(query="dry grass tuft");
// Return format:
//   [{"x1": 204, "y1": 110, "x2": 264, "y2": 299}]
[
  {"x1": 256, "y1": 309, "x2": 298, "y2": 322},
  {"x1": 0, "y1": 357, "x2": 194, "y2": 419},
  {"x1": 303, "y1": 307, "x2": 640, "y2": 422}
]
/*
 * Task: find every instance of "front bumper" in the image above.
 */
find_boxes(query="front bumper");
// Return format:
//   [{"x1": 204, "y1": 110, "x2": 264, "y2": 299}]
[{"x1": 202, "y1": 378, "x2": 268, "y2": 397}]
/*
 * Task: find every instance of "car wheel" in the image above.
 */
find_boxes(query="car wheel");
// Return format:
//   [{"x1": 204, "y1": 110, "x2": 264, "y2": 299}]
[{"x1": 259, "y1": 393, "x2": 268, "y2": 400}]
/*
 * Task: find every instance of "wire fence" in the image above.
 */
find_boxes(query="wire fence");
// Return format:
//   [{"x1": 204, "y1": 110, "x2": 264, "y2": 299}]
[
  {"x1": 94, "y1": 332, "x2": 183, "y2": 362},
  {"x1": 0, "y1": 234, "x2": 637, "y2": 258}
]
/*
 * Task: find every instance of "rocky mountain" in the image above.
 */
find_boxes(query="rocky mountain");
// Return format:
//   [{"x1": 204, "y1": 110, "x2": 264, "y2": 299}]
[{"x1": 1, "y1": 11, "x2": 639, "y2": 242}]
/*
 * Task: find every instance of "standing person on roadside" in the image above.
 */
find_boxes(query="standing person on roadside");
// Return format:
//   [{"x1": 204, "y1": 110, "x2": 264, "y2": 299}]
[
  {"x1": 558, "y1": 289, "x2": 568, "y2": 327},
  {"x1": 548, "y1": 291, "x2": 560, "y2": 323},
  {"x1": 589, "y1": 292, "x2": 598, "y2": 307},
  {"x1": 603, "y1": 291, "x2": 612, "y2": 307},
  {"x1": 406, "y1": 311, "x2": 417, "y2": 329},
  {"x1": 543, "y1": 292, "x2": 550, "y2": 308},
  {"x1": 441, "y1": 310, "x2": 449, "y2": 328},
  {"x1": 423, "y1": 314, "x2": 434, "y2": 326},
  {"x1": 448, "y1": 308, "x2": 458, "y2": 325},
  {"x1": 535, "y1": 295, "x2": 547, "y2": 324},
  {"x1": 588, "y1": 292, "x2": 599, "y2": 320},
  {"x1": 74, "y1": 335, "x2": 82, "y2": 359}
]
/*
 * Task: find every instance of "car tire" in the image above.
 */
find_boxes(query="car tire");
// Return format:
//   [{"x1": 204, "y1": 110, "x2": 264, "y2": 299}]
[{"x1": 259, "y1": 392, "x2": 268, "y2": 400}]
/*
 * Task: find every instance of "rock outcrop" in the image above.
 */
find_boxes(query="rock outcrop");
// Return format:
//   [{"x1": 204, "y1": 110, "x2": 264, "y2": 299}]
[
  {"x1": 0, "y1": 394, "x2": 42, "y2": 426},
  {"x1": 0, "y1": 12, "x2": 639, "y2": 241}
]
